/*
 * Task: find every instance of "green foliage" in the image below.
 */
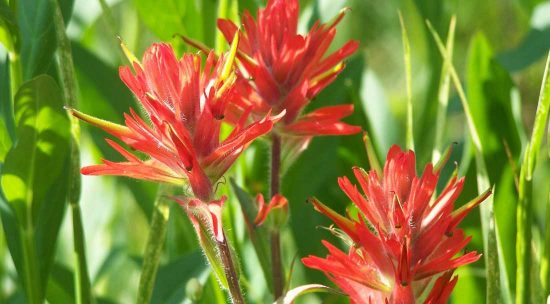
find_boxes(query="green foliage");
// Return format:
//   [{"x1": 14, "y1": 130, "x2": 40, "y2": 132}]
[
  {"x1": 18, "y1": 0, "x2": 74, "y2": 79},
  {"x1": 0, "y1": 0, "x2": 548, "y2": 303},
  {"x1": 1, "y1": 75, "x2": 70, "y2": 303},
  {"x1": 467, "y1": 33, "x2": 522, "y2": 299}
]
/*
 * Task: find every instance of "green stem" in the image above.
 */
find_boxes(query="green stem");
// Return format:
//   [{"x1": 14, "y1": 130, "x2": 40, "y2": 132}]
[
  {"x1": 137, "y1": 195, "x2": 170, "y2": 304},
  {"x1": 52, "y1": 1, "x2": 93, "y2": 303},
  {"x1": 270, "y1": 134, "x2": 284, "y2": 299}
]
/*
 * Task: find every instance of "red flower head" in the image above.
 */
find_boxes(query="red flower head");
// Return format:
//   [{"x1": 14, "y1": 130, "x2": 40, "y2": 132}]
[
  {"x1": 217, "y1": 0, "x2": 361, "y2": 145},
  {"x1": 302, "y1": 145, "x2": 490, "y2": 303},
  {"x1": 69, "y1": 39, "x2": 280, "y2": 201}
]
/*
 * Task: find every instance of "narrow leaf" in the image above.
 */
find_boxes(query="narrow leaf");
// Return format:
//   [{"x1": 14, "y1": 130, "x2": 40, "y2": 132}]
[
  {"x1": 426, "y1": 21, "x2": 511, "y2": 303},
  {"x1": 517, "y1": 50, "x2": 550, "y2": 304},
  {"x1": 432, "y1": 16, "x2": 456, "y2": 163},
  {"x1": 398, "y1": 11, "x2": 414, "y2": 151}
]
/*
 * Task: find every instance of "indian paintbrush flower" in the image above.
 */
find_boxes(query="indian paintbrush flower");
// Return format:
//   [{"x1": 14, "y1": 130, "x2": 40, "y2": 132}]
[
  {"x1": 68, "y1": 37, "x2": 281, "y2": 202},
  {"x1": 302, "y1": 145, "x2": 491, "y2": 303},
  {"x1": 217, "y1": 0, "x2": 361, "y2": 158}
]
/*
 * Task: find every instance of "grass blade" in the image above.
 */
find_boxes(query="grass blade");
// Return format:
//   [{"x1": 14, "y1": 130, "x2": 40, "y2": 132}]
[
  {"x1": 432, "y1": 16, "x2": 456, "y2": 163},
  {"x1": 398, "y1": 11, "x2": 414, "y2": 151},
  {"x1": 426, "y1": 20, "x2": 512, "y2": 303},
  {"x1": 518, "y1": 50, "x2": 550, "y2": 304}
]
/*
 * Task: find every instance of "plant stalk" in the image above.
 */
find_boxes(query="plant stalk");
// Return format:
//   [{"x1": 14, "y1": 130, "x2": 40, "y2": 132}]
[
  {"x1": 52, "y1": 1, "x2": 93, "y2": 303},
  {"x1": 217, "y1": 231, "x2": 245, "y2": 304},
  {"x1": 137, "y1": 194, "x2": 170, "y2": 304},
  {"x1": 270, "y1": 134, "x2": 284, "y2": 299}
]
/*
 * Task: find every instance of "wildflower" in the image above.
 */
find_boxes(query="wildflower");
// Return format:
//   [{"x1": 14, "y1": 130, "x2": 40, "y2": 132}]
[
  {"x1": 68, "y1": 39, "x2": 281, "y2": 201},
  {"x1": 302, "y1": 145, "x2": 490, "y2": 303},
  {"x1": 217, "y1": 0, "x2": 361, "y2": 144}
]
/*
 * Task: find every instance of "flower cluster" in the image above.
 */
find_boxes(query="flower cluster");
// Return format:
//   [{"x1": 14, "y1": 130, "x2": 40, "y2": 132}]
[
  {"x1": 217, "y1": 0, "x2": 361, "y2": 150},
  {"x1": 302, "y1": 145, "x2": 490, "y2": 303},
  {"x1": 69, "y1": 39, "x2": 280, "y2": 202}
]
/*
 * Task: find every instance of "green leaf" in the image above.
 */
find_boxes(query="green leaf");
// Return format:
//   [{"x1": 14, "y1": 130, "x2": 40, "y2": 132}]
[
  {"x1": 398, "y1": 11, "x2": 414, "y2": 151},
  {"x1": 426, "y1": 21, "x2": 511, "y2": 303},
  {"x1": 497, "y1": 26, "x2": 550, "y2": 72},
  {"x1": 150, "y1": 251, "x2": 209, "y2": 304},
  {"x1": 46, "y1": 263, "x2": 76, "y2": 304},
  {"x1": 133, "y1": 0, "x2": 217, "y2": 50},
  {"x1": 1, "y1": 75, "x2": 69, "y2": 221},
  {"x1": 0, "y1": 0, "x2": 17, "y2": 52},
  {"x1": 0, "y1": 119, "x2": 12, "y2": 162},
  {"x1": 0, "y1": 75, "x2": 70, "y2": 302},
  {"x1": 466, "y1": 32, "x2": 522, "y2": 298},
  {"x1": 432, "y1": 16, "x2": 456, "y2": 163},
  {"x1": 358, "y1": 66, "x2": 400, "y2": 154},
  {"x1": 18, "y1": 0, "x2": 74, "y2": 79},
  {"x1": 517, "y1": 51, "x2": 550, "y2": 303}
]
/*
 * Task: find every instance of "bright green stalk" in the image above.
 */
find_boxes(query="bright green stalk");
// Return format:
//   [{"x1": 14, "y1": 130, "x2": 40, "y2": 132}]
[
  {"x1": 398, "y1": 12, "x2": 414, "y2": 151},
  {"x1": 427, "y1": 21, "x2": 512, "y2": 303},
  {"x1": 432, "y1": 17, "x2": 456, "y2": 163},
  {"x1": 137, "y1": 192, "x2": 170, "y2": 304},
  {"x1": 517, "y1": 51, "x2": 550, "y2": 304},
  {"x1": 52, "y1": 1, "x2": 93, "y2": 303}
]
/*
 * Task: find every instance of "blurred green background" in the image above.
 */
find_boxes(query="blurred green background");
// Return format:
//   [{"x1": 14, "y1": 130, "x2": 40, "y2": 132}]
[{"x1": 1, "y1": 0, "x2": 549, "y2": 303}]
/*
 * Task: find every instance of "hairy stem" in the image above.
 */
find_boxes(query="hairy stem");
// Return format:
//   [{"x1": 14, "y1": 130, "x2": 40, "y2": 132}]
[{"x1": 217, "y1": 232, "x2": 245, "y2": 304}]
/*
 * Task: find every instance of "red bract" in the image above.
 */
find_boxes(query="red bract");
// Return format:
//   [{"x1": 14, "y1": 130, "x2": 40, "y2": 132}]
[
  {"x1": 217, "y1": 0, "x2": 361, "y2": 141},
  {"x1": 254, "y1": 193, "x2": 288, "y2": 226},
  {"x1": 302, "y1": 145, "x2": 490, "y2": 303},
  {"x1": 69, "y1": 40, "x2": 280, "y2": 201}
]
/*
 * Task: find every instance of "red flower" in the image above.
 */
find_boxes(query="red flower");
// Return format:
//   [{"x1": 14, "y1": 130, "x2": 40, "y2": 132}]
[
  {"x1": 217, "y1": 0, "x2": 361, "y2": 141},
  {"x1": 302, "y1": 145, "x2": 490, "y2": 303},
  {"x1": 69, "y1": 39, "x2": 281, "y2": 201}
]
